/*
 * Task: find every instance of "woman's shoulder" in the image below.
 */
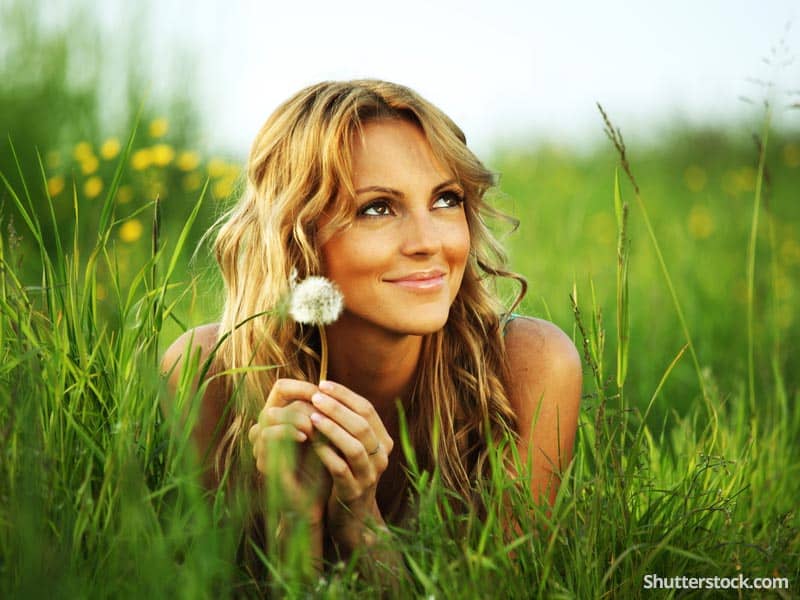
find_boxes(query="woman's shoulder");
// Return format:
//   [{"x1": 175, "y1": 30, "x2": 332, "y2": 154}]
[
  {"x1": 161, "y1": 323, "x2": 221, "y2": 377},
  {"x1": 502, "y1": 315, "x2": 582, "y2": 407}
]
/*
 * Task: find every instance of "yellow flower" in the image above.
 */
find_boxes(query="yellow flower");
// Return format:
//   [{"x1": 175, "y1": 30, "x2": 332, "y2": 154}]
[
  {"x1": 684, "y1": 165, "x2": 707, "y2": 192},
  {"x1": 84, "y1": 176, "x2": 103, "y2": 199},
  {"x1": 783, "y1": 143, "x2": 800, "y2": 168},
  {"x1": 687, "y1": 205, "x2": 714, "y2": 239},
  {"x1": 151, "y1": 144, "x2": 175, "y2": 167},
  {"x1": 119, "y1": 219, "x2": 144, "y2": 243},
  {"x1": 780, "y1": 238, "x2": 800, "y2": 266},
  {"x1": 46, "y1": 151, "x2": 61, "y2": 169},
  {"x1": 177, "y1": 151, "x2": 201, "y2": 171},
  {"x1": 47, "y1": 176, "x2": 65, "y2": 197},
  {"x1": 207, "y1": 158, "x2": 228, "y2": 178},
  {"x1": 131, "y1": 148, "x2": 152, "y2": 171},
  {"x1": 212, "y1": 178, "x2": 233, "y2": 200},
  {"x1": 148, "y1": 118, "x2": 169, "y2": 138},
  {"x1": 100, "y1": 138, "x2": 121, "y2": 160},
  {"x1": 117, "y1": 185, "x2": 134, "y2": 204},
  {"x1": 182, "y1": 172, "x2": 203, "y2": 191},
  {"x1": 73, "y1": 141, "x2": 93, "y2": 161},
  {"x1": 80, "y1": 154, "x2": 99, "y2": 175}
]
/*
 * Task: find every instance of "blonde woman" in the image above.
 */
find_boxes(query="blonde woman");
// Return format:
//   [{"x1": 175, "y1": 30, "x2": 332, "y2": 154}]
[{"x1": 161, "y1": 80, "x2": 582, "y2": 581}]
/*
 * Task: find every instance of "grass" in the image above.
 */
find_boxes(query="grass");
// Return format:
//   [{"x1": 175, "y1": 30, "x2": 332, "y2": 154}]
[{"x1": 1, "y1": 102, "x2": 799, "y2": 598}]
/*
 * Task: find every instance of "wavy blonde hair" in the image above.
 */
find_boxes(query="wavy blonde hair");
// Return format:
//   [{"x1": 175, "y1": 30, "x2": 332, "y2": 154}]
[{"x1": 211, "y1": 79, "x2": 526, "y2": 515}]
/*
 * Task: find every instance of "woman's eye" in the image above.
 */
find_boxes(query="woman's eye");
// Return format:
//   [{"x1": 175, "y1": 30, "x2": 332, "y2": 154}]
[
  {"x1": 358, "y1": 200, "x2": 393, "y2": 217},
  {"x1": 433, "y1": 191, "x2": 465, "y2": 209}
]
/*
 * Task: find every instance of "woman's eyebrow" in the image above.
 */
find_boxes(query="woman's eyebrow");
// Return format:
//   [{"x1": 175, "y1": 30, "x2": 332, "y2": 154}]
[{"x1": 355, "y1": 179, "x2": 460, "y2": 196}]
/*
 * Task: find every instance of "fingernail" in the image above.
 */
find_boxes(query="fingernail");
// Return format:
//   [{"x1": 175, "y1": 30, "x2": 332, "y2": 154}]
[
  {"x1": 319, "y1": 380, "x2": 333, "y2": 392},
  {"x1": 310, "y1": 412, "x2": 323, "y2": 423},
  {"x1": 311, "y1": 392, "x2": 326, "y2": 405},
  {"x1": 297, "y1": 431, "x2": 307, "y2": 442}
]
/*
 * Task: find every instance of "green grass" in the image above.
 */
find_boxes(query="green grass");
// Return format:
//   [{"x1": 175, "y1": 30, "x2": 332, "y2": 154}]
[{"x1": 1, "y1": 104, "x2": 799, "y2": 598}]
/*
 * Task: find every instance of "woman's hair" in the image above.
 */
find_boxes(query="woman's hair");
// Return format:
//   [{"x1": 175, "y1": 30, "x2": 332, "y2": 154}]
[{"x1": 211, "y1": 79, "x2": 527, "y2": 514}]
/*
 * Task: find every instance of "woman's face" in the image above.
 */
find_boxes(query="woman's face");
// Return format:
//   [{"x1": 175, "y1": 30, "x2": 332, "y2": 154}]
[{"x1": 320, "y1": 118, "x2": 470, "y2": 336}]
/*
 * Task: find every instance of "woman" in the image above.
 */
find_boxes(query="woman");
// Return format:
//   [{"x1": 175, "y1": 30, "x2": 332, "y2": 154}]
[{"x1": 161, "y1": 79, "x2": 582, "y2": 582}]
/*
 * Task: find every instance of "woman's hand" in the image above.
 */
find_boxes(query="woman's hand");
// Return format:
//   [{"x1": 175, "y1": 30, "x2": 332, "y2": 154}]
[
  {"x1": 306, "y1": 379, "x2": 394, "y2": 553},
  {"x1": 247, "y1": 378, "x2": 332, "y2": 526}
]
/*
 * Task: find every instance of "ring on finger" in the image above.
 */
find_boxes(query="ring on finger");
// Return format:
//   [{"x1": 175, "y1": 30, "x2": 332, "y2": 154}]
[{"x1": 368, "y1": 442, "x2": 381, "y2": 456}]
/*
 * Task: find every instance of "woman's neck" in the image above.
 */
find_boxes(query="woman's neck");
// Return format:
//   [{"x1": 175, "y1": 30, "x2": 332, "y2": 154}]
[{"x1": 323, "y1": 317, "x2": 422, "y2": 422}]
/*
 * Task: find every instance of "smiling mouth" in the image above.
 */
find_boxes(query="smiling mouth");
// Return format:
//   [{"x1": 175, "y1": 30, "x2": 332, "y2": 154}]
[{"x1": 386, "y1": 274, "x2": 446, "y2": 291}]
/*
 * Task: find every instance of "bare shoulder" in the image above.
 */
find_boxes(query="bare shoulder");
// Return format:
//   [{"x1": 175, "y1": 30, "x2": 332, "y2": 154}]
[
  {"x1": 160, "y1": 323, "x2": 221, "y2": 381},
  {"x1": 503, "y1": 316, "x2": 582, "y2": 430},
  {"x1": 502, "y1": 316, "x2": 583, "y2": 501},
  {"x1": 504, "y1": 316, "x2": 581, "y2": 379}
]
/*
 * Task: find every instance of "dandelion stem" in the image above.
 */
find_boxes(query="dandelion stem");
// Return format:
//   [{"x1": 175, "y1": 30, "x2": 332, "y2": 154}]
[{"x1": 319, "y1": 325, "x2": 329, "y2": 382}]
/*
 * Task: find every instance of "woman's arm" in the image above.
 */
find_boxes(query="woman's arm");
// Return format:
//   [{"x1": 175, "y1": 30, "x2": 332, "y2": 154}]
[
  {"x1": 503, "y1": 317, "x2": 583, "y2": 505},
  {"x1": 160, "y1": 323, "x2": 228, "y2": 490}
]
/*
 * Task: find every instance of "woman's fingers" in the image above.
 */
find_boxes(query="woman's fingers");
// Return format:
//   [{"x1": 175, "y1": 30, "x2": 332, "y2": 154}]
[
  {"x1": 318, "y1": 380, "x2": 394, "y2": 453},
  {"x1": 310, "y1": 411, "x2": 386, "y2": 480},
  {"x1": 265, "y1": 377, "x2": 319, "y2": 409}
]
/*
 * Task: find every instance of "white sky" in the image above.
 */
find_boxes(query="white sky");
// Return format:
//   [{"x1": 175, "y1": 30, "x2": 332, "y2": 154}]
[{"x1": 105, "y1": 0, "x2": 799, "y2": 156}]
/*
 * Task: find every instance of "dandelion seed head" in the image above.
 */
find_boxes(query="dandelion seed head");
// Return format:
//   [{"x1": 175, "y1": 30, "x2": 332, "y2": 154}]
[{"x1": 289, "y1": 276, "x2": 344, "y2": 325}]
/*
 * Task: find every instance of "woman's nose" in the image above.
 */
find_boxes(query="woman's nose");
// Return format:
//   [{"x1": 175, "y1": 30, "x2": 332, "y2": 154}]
[{"x1": 400, "y1": 210, "x2": 442, "y2": 256}]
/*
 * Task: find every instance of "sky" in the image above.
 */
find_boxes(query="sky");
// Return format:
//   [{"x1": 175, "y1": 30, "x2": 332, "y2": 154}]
[{"x1": 101, "y1": 0, "x2": 798, "y2": 157}]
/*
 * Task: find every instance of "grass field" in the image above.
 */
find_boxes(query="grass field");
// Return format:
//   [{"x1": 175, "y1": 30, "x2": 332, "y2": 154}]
[{"x1": 1, "y1": 99, "x2": 799, "y2": 598}]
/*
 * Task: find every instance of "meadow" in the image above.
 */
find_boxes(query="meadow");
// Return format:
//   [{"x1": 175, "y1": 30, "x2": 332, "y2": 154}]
[
  {"x1": 1, "y1": 101, "x2": 798, "y2": 598},
  {"x1": 1, "y1": 5, "x2": 799, "y2": 595}
]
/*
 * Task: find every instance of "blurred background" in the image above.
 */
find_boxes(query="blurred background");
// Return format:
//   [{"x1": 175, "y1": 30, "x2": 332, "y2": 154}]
[{"x1": 1, "y1": 0, "x2": 798, "y2": 417}]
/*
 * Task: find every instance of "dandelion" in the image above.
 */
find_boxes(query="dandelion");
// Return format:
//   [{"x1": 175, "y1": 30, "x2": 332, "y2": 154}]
[
  {"x1": 73, "y1": 141, "x2": 92, "y2": 161},
  {"x1": 783, "y1": 142, "x2": 800, "y2": 168},
  {"x1": 207, "y1": 158, "x2": 229, "y2": 178},
  {"x1": 80, "y1": 154, "x2": 99, "y2": 175},
  {"x1": 119, "y1": 219, "x2": 143, "y2": 243},
  {"x1": 177, "y1": 151, "x2": 201, "y2": 171},
  {"x1": 151, "y1": 144, "x2": 175, "y2": 167},
  {"x1": 684, "y1": 165, "x2": 707, "y2": 192},
  {"x1": 182, "y1": 172, "x2": 203, "y2": 192},
  {"x1": 148, "y1": 117, "x2": 169, "y2": 138},
  {"x1": 131, "y1": 149, "x2": 152, "y2": 171},
  {"x1": 212, "y1": 178, "x2": 233, "y2": 200},
  {"x1": 84, "y1": 176, "x2": 103, "y2": 199},
  {"x1": 117, "y1": 185, "x2": 134, "y2": 204},
  {"x1": 100, "y1": 138, "x2": 121, "y2": 160},
  {"x1": 46, "y1": 150, "x2": 61, "y2": 169},
  {"x1": 47, "y1": 176, "x2": 65, "y2": 197},
  {"x1": 288, "y1": 275, "x2": 344, "y2": 381},
  {"x1": 688, "y1": 204, "x2": 714, "y2": 239}
]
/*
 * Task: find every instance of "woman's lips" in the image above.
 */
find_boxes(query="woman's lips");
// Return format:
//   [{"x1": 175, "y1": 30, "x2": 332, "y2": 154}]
[{"x1": 387, "y1": 274, "x2": 446, "y2": 290}]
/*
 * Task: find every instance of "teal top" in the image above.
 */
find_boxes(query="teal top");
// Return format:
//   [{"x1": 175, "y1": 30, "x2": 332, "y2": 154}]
[{"x1": 502, "y1": 312, "x2": 522, "y2": 337}]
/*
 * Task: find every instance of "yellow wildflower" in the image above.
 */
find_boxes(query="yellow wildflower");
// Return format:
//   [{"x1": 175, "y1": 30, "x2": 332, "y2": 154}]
[
  {"x1": 84, "y1": 176, "x2": 103, "y2": 199},
  {"x1": 148, "y1": 118, "x2": 169, "y2": 138},
  {"x1": 117, "y1": 185, "x2": 134, "y2": 204},
  {"x1": 207, "y1": 158, "x2": 228, "y2": 178},
  {"x1": 80, "y1": 154, "x2": 99, "y2": 175},
  {"x1": 212, "y1": 178, "x2": 233, "y2": 200},
  {"x1": 687, "y1": 205, "x2": 714, "y2": 239},
  {"x1": 131, "y1": 148, "x2": 152, "y2": 171},
  {"x1": 119, "y1": 219, "x2": 144, "y2": 243},
  {"x1": 684, "y1": 165, "x2": 707, "y2": 192},
  {"x1": 100, "y1": 138, "x2": 121, "y2": 160},
  {"x1": 783, "y1": 143, "x2": 800, "y2": 168},
  {"x1": 47, "y1": 176, "x2": 65, "y2": 197},
  {"x1": 780, "y1": 239, "x2": 800, "y2": 266},
  {"x1": 46, "y1": 151, "x2": 61, "y2": 169},
  {"x1": 151, "y1": 144, "x2": 175, "y2": 167},
  {"x1": 73, "y1": 141, "x2": 92, "y2": 161},
  {"x1": 182, "y1": 172, "x2": 203, "y2": 191},
  {"x1": 177, "y1": 151, "x2": 201, "y2": 171}
]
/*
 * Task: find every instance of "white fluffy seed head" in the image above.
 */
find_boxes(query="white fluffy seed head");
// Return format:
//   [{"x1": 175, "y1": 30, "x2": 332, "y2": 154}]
[{"x1": 288, "y1": 276, "x2": 344, "y2": 325}]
